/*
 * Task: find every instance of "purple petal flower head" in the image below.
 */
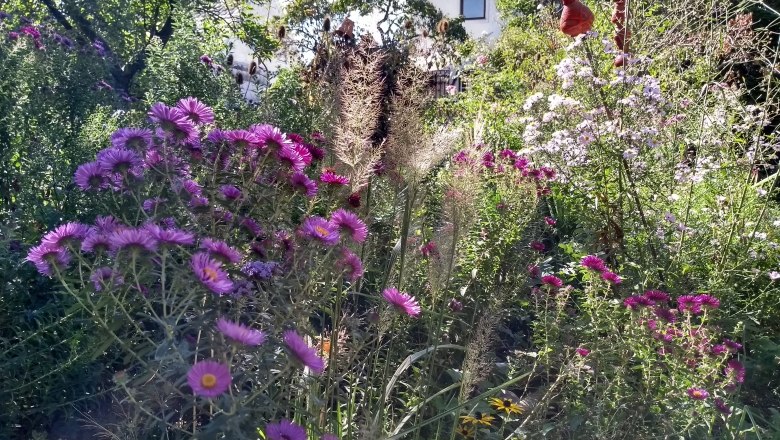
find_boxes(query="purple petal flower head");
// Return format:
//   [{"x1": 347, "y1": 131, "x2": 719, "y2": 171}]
[
  {"x1": 696, "y1": 294, "x2": 720, "y2": 310},
  {"x1": 528, "y1": 264, "x2": 541, "y2": 278},
  {"x1": 644, "y1": 290, "x2": 670, "y2": 302},
  {"x1": 219, "y1": 184, "x2": 242, "y2": 201},
  {"x1": 20, "y1": 25, "x2": 40, "y2": 39},
  {"x1": 97, "y1": 146, "x2": 144, "y2": 176},
  {"x1": 710, "y1": 344, "x2": 727, "y2": 356},
  {"x1": 530, "y1": 241, "x2": 545, "y2": 252},
  {"x1": 575, "y1": 347, "x2": 590, "y2": 357},
  {"x1": 25, "y1": 244, "x2": 71, "y2": 276},
  {"x1": 148, "y1": 103, "x2": 197, "y2": 143},
  {"x1": 320, "y1": 169, "x2": 350, "y2": 186},
  {"x1": 277, "y1": 144, "x2": 306, "y2": 171},
  {"x1": 300, "y1": 216, "x2": 339, "y2": 246},
  {"x1": 142, "y1": 197, "x2": 165, "y2": 213},
  {"x1": 540, "y1": 166, "x2": 557, "y2": 180},
  {"x1": 714, "y1": 398, "x2": 731, "y2": 415},
  {"x1": 216, "y1": 317, "x2": 266, "y2": 346},
  {"x1": 283, "y1": 330, "x2": 326, "y2": 374},
  {"x1": 420, "y1": 241, "x2": 438, "y2": 258},
  {"x1": 81, "y1": 232, "x2": 111, "y2": 253},
  {"x1": 252, "y1": 124, "x2": 292, "y2": 152},
  {"x1": 482, "y1": 151, "x2": 495, "y2": 168},
  {"x1": 240, "y1": 217, "x2": 263, "y2": 237},
  {"x1": 724, "y1": 359, "x2": 746, "y2": 384},
  {"x1": 541, "y1": 275, "x2": 563, "y2": 288},
  {"x1": 330, "y1": 209, "x2": 368, "y2": 243},
  {"x1": 74, "y1": 161, "x2": 108, "y2": 190},
  {"x1": 322, "y1": 434, "x2": 339, "y2": 440},
  {"x1": 580, "y1": 255, "x2": 607, "y2": 272},
  {"x1": 178, "y1": 179, "x2": 203, "y2": 197},
  {"x1": 265, "y1": 419, "x2": 307, "y2": 440},
  {"x1": 623, "y1": 296, "x2": 641, "y2": 310},
  {"x1": 382, "y1": 287, "x2": 421, "y2": 317},
  {"x1": 686, "y1": 387, "x2": 709, "y2": 401},
  {"x1": 189, "y1": 195, "x2": 209, "y2": 209},
  {"x1": 176, "y1": 97, "x2": 215, "y2": 125},
  {"x1": 111, "y1": 128, "x2": 152, "y2": 150},
  {"x1": 653, "y1": 307, "x2": 677, "y2": 323},
  {"x1": 677, "y1": 295, "x2": 702, "y2": 315},
  {"x1": 338, "y1": 249, "x2": 364, "y2": 282},
  {"x1": 242, "y1": 260, "x2": 278, "y2": 279},
  {"x1": 723, "y1": 339, "x2": 742, "y2": 352},
  {"x1": 94, "y1": 215, "x2": 121, "y2": 233},
  {"x1": 601, "y1": 271, "x2": 622, "y2": 284},
  {"x1": 90, "y1": 267, "x2": 124, "y2": 291},
  {"x1": 191, "y1": 252, "x2": 234, "y2": 295},
  {"x1": 206, "y1": 128, "x2": 228, "y2": 145},
  {"x1": 187, "y1": 360, "x2": 231, "y2": 398},
  {"x1": 200, "y1": 238, "x2": 242, "y2": 264},
  {"x1": 8, "y1": 31, "x2": 19, "y2": 40},
  {"x1": 500, "y1": 148, "x2": 517, "y2": 160},
  {"x1": 291, "y1": 172, "x2": 318, "y2": 197},
  {"x1": 109, "y1": 228, "x2": 158, "y2": 253},
  {"x1": 293, "y1": 142, "x2": 313, "y2": 166},
  {"x1": 226, "y1": 129, "x2": 261, "y2": 150},
  {"x1": 448, "y1": 298, "x2": 464, "y2": 312},
  {"x1": 199, "y1": 54, "x2": 213, "y2": 65},
  {"x1": 146, "y1": 224, "x2": 195, "y2": 246},
  {"x1": 41, "y1": 222, "x2": 91, "y2": 248},
  {"x1": 544, "y1": 216, "x2": 557, "y2": 226}
]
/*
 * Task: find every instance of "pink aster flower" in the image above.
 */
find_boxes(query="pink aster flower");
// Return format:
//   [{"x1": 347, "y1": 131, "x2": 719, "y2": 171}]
[
  {"x1": 320, "y1": 169, "x2": 350, "y2": 186},
  {"x1": 265, "y1": 419, "x2": 307, "y2": 440},
  {"x1": 216, "y1": 317, "x2": 266, "y2": 346},
  {"x1": 710, "y1": 344, "x2": 727, "y2": 356},
  {"x1": 696, "y1": 294, "x2": 720, "y2": 310},
  {"x1": 644, "y1": 290, "x2": 670, "y2": 302},
  {"x1": 723, "y1": 339, "x2": 742, "y2": 352},
  {"x1": 111, "y1": 128, "x2": 152, "y2": 150},
  {"x1": 252, "y1": 124, "x2": 292, "y2": 152},
  {"x1": 41, "y1": 222, "x2": 91, "y2": 248},
  {"x1": 686, "y1": 387, "x2": 709, "y2": 400},
  {"x1": 420, "y1": 241, "x2": 438, "y2": 258},
  {"x1": 81, "y1": 232, "x2": 111, "y2": 253},
  {"x1": 677, "y1": 295, "x2": 702, "y2": 315},
  {"x1": 283, "y1": 330, "x2": 326, "y2": 374},
  {"x1": 653, "y1": 307, "x2": 677, "y2": 323},
  {"x1": 293, "y1": 142, "x2": 313, "y2": 165},
  {"x1": 338, "y1": 249, "x2": 364, "y2": 282},
  {"x1": 225, "y1": 129, "x2": 261, "y2": 150},
  {"x1": 714, "y1": 398, "x2": 731, "y2": 415},
  {"x1": 601, "y1": 271, "x2": 622, "y2": 284},
  {"x1": 575, "y1": 347, "x2": 590, "y2": 357},
  {"x1": 529, "y1": 241, "x2": 545, "y2": 252},
  {"x1": 724, "y1": 359, "x2": 746, "y2": 384},
  {"x1": 97, "y1": 146, "x2": 144, "y2": 176},
  {"x1": 176, "y1": 97, "x2": 215, "y2": 125},
  {"x1": 219, "y1": 184, "x2": 242, "y2": 200},
  {"x1": 108, "y1": 228, "x2": 158, "y2": 253},
  {"x1": 148, "y1": 103, "x2": 197, "y2": 142},
  {"x1": 90, "y1": 267, "x2": 124, "y2": 291},
  {"x1": 541, "y1": 275, "x2": 563, "y2": 288},
  {"x1": 25, "y1": 244, "x2": 71, "y2": 276},
  {"x1": 277, "y1": 144, "x2": 306, "y2": 171},
  {"x1": 191, "y1": 252, "x2": 234, "y2": 295},
  {"x1": 187, "y1": 360, "x2": 231, "y2": 398},
  {"x1": 290, "y1": 172, "x2": 318, "y2": 197},
  {"x1": 145, "y1": 225, "x2": 195, "y2": 246},
  {"x1": 580, "y1": 255, "x2": 607, "y2": 272},
  {"x1": 200, "y1": 238, "x2": 242, "y2": 264},
  {"x1": 300, "y1": 216, "x2": 339, "y2": 246},
  {"x1": 74, "y1": 162, "x2": 108, "y2": 190},
  {"x1": 382, "y1": 287, "x2": 421, "y2": 317},
  {"x1": 528, "y1": 264, "x2": 541, "y2": 278},
  {"x1": 330, "y1": 209, "x2": 368, "y2": 243},
  {"x1": 544, "y1": 216, "x2": 557, "y2": 226}
]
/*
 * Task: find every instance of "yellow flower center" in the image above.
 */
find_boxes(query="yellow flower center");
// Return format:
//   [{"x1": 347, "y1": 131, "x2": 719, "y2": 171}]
[
  {"x1": 315, "y1": 225, "x2": 330, "y2": 236},
  {"x1": 202, "y1": 267, "x2": 218, "y2": 282},
  {"x1": 200, "y1": 373, "x2": 217, "y2": 389}
]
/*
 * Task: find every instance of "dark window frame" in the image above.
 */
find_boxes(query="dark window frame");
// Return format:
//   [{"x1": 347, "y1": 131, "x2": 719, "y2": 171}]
[{"x1": 460, "y1": 0, "x2": 486, "y2": 20}]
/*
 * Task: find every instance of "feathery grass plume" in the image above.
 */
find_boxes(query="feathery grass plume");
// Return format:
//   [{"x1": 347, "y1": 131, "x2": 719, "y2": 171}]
[
  {"x1": 460, "y1": 311, "x2": 497, "y2": 401},
  {"x1": 331, "y1": 52, "x2": 385, "y2": 192}
]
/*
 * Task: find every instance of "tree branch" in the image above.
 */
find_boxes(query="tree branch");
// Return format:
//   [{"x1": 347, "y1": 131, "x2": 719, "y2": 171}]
[{"x1": 39, "y1": 0, "x2": 73, "y2": 30}]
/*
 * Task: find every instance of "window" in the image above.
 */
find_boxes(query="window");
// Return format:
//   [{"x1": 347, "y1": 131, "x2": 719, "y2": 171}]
[{"x1": 461, "y1": 0, "x2": 486, "y2": 19}]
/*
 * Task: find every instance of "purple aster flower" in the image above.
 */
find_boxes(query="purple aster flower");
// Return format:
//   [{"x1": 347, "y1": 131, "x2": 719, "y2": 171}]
[
  {"x1": 225, "y1": 129, "x2": 261, "y2": 150},
  {"x1": 601, "y1": 271, "x2": 622, "y2": 284},
  {"x1": 147, "y1": 103, "x2": 197, "y2": 142},
  {"x1": 544, "y1": 216, "x2": 557, "y2": 226},
  {"x1": 677, "y1": 295, "x2": 702, "y2": 315},
  {"x1": 178, "y1": 179, "x2": 203, "y2": 197},
  {"x1": 206, "y1": 128, "x2": 228, "y2": 145},
  {"x1": 653, "y1": 307, "x2": 677, "y2": 323},
  {"x1": 146, "y1": 225, "x2": 195, "y2": 246},
  {"x1": 338, "y1": 249, "x2": 364, "y2": 282},
  {"x1": 575, "y1": 347, "x2": 590, "y2": 357},
  {"x1": 300, "y1": 216, "x2": 339, "y2": 246},
  {"x1": 265, "y1": 419, "x2": 307, "y2": 440},
  {"x1": 307, "y1": 143, "x2": 325, "y2": 160},
  {"x1": 25, "y1": 244, "x2": 71, "y2": 276},
  {"x1": 448, "y1": 298, "x2": 464, "y2": 312},
  {"x1": 241, "y1": 261, "x2": 278, "y2": 279},
  {"x1": 276, "y1": 144, "x2": 305, "y2": 171},
  {"x1": 191, "y1": 252, "x2": 234, "y2": 295},
  {"x1": 382, "y1": 287, "x2": 421, "y2": 317},
  {"x1": 8, "y1": 31, "x2": 19, "y2": 40},
  {"x1": 189, "y1": 195, "x2": 209, "y2": 209},
  {"x1": 109, "y1": 228, "x2": 158, "y2": 253},
  {"x1": 142, "y1": 197, "x2": 167, "y2": 213},
  {"x1": 322, "y1": 434, "x2": 338, "y2": 440},
  {"x1": 200, "y1": 238, "x2": 242, "y2": 264},
  {"x1": 81, "y1": 232, "x2": 111, "y2": 253},
  {"x1": 20, "y1": 25, "x2": 40, "y2": 39},
  {"x1": 240, "y1": 218, "x2": 263, "y2": 237},
  {"x1": 94, "y1": 216, "x2": 120, "y2": 233},
  {"x1": 41, "y1": 222, "x2": 91, "y2": 248},
  {"x1": 96, "y1": 147, "x2": 144, "y2": 175},
  {"x1": 219, "y1": 184, "x2": 242, "y2": 200},
  {"x1": 111, "y1": 128, "x2": 153, "y2": 150},
  {"x1": 528, "y1": 264, "x2": 541, "y2": 278},
  {"x1": 644, "y1": 290, "x2": 670, "y2": 302},
  {"x1": 714, "y1": 398, "x2": 731, "y2": 415},
  {"x1": 724, "y1": 359, "x2": 746, "y2": 384},
  {"x1": 176, "y1": 97, "x2": 215, "y2": 125},
  {"x1": 330, "y1": 209, "x2": 368, "y2": 243},
  {"x1": 482, "y1": 151, "x2": 495, "y2": 168},
  {"x1": 530, "y1": 241, "x2": 545, "y2": 252},
  {"x1": 252, "y1": 124, "x2": 292, "y2": 152},
  {"x1": 710, "y1": 344, "x2": 727, "y2": 356},
  {"x1": 420, "y1": 241, "x2": 438, "y2": 258},
  {"x1": 90, "y1": 267, "x2": 124, "y2": 291},
  {"x1": 723, "y1": 339, "x2": 742, "y2": 352},
  {"x1": 283, "y1": 330, "x2": 326, "y2": 374},
  {"x1": 541, "y1": 275, "x2": 563, "y2": 288},
  {"x1": 320, "y1": 169, "x2": 350, "y2": 186},
  {"x1": 293, "y1": 142, "x2": 313, "y2": 166},
  {"x1": 216, "y1": 317, "x2": 266, "y2": 346},
  {"x1": 499, "y1": 148, "x2": 517, "y2": 160},
  {"x1": 199, "y1": 54, "x2": 213, "y2": 65},
  {"x1": 580, "y1": 255, "x2": 607, "y2": 272},
  {"x1": 187, "y1": 360, "x2": 231, "y2": 398},
  {"x1": 74, "y1": 161, "x2": 108, "y2": 190},
  {"x1": 696, "y1": 294, "x2": 720, "y2": 309},
  {"x1": 686, "y1": 387, "x2": 709, "y2": 400},
  {"x1": 291, "y1": 172, "x2": 318, "y2": 197},
  {"x1": 623, "y1": 296, "x2": 641, "y2": 310}
]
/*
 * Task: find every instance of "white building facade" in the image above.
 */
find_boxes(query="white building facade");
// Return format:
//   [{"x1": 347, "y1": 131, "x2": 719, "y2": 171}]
[{"x1": 429, "y1": 0, "x2": 502, "y2": 41}]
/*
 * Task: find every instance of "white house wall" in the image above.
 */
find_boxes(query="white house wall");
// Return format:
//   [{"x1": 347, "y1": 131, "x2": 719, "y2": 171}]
[{"x1": 429, "y1": 0, "x2": 502, "y2": 41}]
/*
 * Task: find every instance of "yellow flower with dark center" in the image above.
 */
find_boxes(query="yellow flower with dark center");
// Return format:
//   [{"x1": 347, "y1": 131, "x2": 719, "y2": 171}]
[
  {"x1": 490, "y1": 397, "x2": 523, "y2": 415},
  {"x1": 459, "y1": 411, "x2": 495, "y2": 426},
  {"x1": 455, "y1": 424, "x2": 475, "y2": 438}
]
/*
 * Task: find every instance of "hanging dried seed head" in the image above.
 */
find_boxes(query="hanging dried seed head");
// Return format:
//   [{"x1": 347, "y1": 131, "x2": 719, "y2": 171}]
[
  {"x1": 323, "y1": 16, "x2": 331, "y2": 32},
  {"x1": 404, "y1": 19, "x2": 413, "y2": 30},
  {"x1": 226, "y1": 53, "x2": 234, "y2": 66},
  {"x1": 436, "y1": 18, "x2": 449, "y2": 35},
  {"x1": 235, "y1": 72, "x2": 243, "y2": 85},
  {"x1": 277, "y1": 25, "x2": 286, "y2": 40},
  {"x1": 249, "y1": 61, "x2": 257, "y2": 75}
]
